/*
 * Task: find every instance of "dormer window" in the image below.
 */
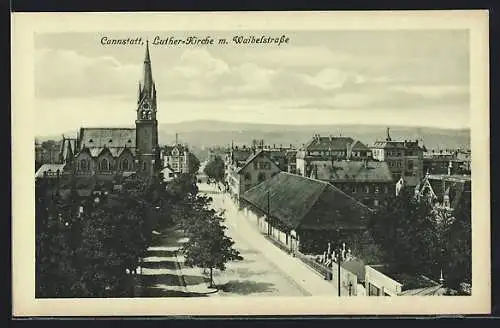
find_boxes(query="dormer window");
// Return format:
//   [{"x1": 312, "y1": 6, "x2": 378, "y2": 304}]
[
  {"x1": 89, "y1": 139, "x2": 93, "y2": 143},
  {"x1": 109, "y1": 139, "x2": 112, "y2": 143},
  {"x1": 128, "y1": 139, "x2": 132, "y2": 143}
]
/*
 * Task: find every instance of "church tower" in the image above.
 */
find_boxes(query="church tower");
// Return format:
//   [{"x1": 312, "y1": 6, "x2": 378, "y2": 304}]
[{"x1": 135, "y1": 41, "x2": 160, "y2": 179}]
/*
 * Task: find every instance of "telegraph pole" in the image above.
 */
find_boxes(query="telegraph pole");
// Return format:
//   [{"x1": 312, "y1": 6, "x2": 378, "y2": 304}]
[{"x1": 267, "y1": 190, "x2": 271, "y2": 236}]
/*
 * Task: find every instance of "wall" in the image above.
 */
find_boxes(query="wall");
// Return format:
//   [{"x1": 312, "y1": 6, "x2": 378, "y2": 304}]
[
  {"x1": 239, "y1": 155, "x2": 281, "y2": 195},
  {"x1": 365, "y1": 265, "x2": 402, "y2": 296},
  {"x1": 331, "y1": 181, "x2": 394, "y2": 208}
]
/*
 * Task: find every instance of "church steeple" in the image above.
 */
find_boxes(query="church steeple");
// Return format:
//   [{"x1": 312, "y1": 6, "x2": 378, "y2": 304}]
[
  {"x1": 137, "y1": 40, "x2": 157, "y2": 119},
  {"x1": 142, "y1": 40, "x2": 154, "y2": 99}
]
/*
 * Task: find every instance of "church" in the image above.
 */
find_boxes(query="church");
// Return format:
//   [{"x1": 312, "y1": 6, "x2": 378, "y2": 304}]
[{"x1": 64, "y1": 42, "x2": 160, "y2": 182}]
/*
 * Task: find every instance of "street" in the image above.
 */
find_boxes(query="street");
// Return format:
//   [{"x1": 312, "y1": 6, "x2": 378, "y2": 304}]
[
  {"x1": 135, "y1": 181, "x2": 339, "y2": 297},
  {"x1": 198, "y1": 182, "x2": 340, "y2": 297}
]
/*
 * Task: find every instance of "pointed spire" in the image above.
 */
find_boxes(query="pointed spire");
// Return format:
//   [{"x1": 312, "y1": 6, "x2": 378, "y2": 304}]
[{"x1": 141, "y1": 40, "x2": 154, "y2": 99}]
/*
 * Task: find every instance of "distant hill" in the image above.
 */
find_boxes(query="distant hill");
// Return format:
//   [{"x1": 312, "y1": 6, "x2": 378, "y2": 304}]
[{"x1": 36, "y1": 120, "x2": 471, "y2": 162}]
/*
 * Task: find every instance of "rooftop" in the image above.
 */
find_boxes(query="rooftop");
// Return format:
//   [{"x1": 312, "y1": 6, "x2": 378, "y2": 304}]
[
  {"x1": 241, "y1": 172, "x2": 373, "y2": 231},
  {"x1": 313, "y1": 160, "x2": 393, "y2": 183},
  {"x1": 79, "y1": 127, "x2": 135, "y2": 149}
]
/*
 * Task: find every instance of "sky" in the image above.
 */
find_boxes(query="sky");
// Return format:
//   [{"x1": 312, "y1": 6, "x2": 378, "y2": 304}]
[{"x1": 34, "y1": 30, "x2": 470, "y2": 136}]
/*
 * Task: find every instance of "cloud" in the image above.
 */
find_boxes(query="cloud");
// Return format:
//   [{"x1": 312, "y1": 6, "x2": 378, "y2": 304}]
[
  {"x1": 35, "y1": 46, "x2": 469, "y2": 111},
  {"x1": 289, "y1": 83, "x2": 469, "y2": 110},
  {"x1": 35, "y1": 48, "x2": 140, "y2": 98}
]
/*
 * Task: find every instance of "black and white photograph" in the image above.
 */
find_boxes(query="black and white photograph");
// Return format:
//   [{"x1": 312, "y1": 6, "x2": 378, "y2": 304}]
[{"x1": 12, "y1": 11, "x2": 490, "y2": 316}]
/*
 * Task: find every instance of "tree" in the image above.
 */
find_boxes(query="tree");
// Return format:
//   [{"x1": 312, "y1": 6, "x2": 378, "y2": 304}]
[
  {"x1": 368, "y1": 187, "x2": 472, "y2": 290},
  {"x1": 368, "y1": 188, "x2": 440, "y2": 276},
  {"x1": 78, "y1": 195, "x2": 149, "y2": 297},
  {"x1": 204, "y1": 156, "x2": 225, "y2": 183},
  {"x1": 180, "y1": 208, "x2": 242, "y2": 287},
  {"x1": 35, "y1": 181, "x2": 82, "y2": 297},
  {"x1": 188, "y1": 152, "x2": 201, "y2": 174}
]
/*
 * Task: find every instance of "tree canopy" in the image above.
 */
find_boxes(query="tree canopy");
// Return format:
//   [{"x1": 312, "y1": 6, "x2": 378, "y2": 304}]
[
  {"x1": 204, "y1": 156, "x2": 225, "y2": 182},
  {"x1": 367, "y1": 187, "x2": 472, "y2": 291}
]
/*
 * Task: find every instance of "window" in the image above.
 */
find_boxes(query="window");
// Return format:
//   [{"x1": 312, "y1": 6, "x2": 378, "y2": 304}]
[
  {"x1": 244, "y1": 172, "x2": 251, "y2": 181},
  {"x1": 258, "y1": 172, "x2": 266, "y2": 182},
  {"x1": 80, "y1": 159, "x2": 88, "y2": 171},
  {"x1": 100, "y1": 158, "x2": 109, "y2": 171},
  {"x1": 365, "y1": 186, "x2": 370, "y2": 193},
  {"x1": 122, "y1": 159, "x2": 129, "y2": 171},
  {"x1": 352, "y1": 187, "x2": 356, "y2": 193},
  {"x1": 375, "y1": 186, "x2": 379, "y2": 193}
]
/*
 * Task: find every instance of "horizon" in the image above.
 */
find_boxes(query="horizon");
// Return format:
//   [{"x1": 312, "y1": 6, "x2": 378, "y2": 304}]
[{"x1": 35, "y1": 118, "x2": 471, "y2": 138}]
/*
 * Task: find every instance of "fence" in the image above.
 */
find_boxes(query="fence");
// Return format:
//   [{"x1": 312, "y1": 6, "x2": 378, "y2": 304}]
[{"x1": 295, "y1": 251, "x2": 358, "y2": 296}]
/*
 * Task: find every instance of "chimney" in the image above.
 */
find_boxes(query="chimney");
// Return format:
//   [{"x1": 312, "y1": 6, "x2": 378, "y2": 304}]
[
  {"x1": 175, "y1": 133, "x2": 179, "y2": 145},
  {"x1": 386, "y1": 127, "x2": 391, "y2": 141},
  {"x1": 329, "y1": 134, "x2": 333, "y2": 141}
]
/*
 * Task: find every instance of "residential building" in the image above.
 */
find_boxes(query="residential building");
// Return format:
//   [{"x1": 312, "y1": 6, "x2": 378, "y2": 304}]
[
  {"x1": 310, "y1": 160, "x2": 394, "y2": 209},
  {"x1": 286, "y1": 150, "x2": 297, "y2": 174},
  {"x1": 226, "y1": 149, "x2": 281, "y2": 200},
  {"x1": 365, "y1": 265, "x2": 447, "y2": 296},
  {"x1": 72, "y1": 42, "x2": 160, "y2": 180},
  {"x1": 371, "y1": 128, "x2": 426, "y2": 186},
  {"x1": 162, "y1": 144, "x2": 192, "y2": 174},
  {"x1": 423, "y1": 149, "x2": 471, "y2": 175},
  {"x1": 239, "y1": 172, "x2": 373, "y2": 255},
  {"x1": 160, "y1": 165, "x2": 175, "y2": 183},
  {"x1": 296, "y1": 134, "x2": 372, "y2": 177}
]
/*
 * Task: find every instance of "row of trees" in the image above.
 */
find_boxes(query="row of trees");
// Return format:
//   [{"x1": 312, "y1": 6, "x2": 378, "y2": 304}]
[
  {"x1": 367, "y1": 187, "x2": 472, "y2": 292},
  {"x1": 154, "y1": 171, "x2": 242, "y2": 287},
  {"x1": 35, "y1": 176, "x2": 157, "y2": 297}
]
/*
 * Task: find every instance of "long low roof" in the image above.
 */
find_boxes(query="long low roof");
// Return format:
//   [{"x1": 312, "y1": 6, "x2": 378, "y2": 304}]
[
  {"x1": 35, "y1": 164, "x2": 66, "y2": 178},
  {"x1": 240, "y1": 172, "x2": 373, "y2": 231}
]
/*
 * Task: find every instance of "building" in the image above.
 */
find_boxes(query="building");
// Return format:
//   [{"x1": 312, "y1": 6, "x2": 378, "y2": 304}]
[
  {"x1": 72, "y1": 42, "x2": 160, "y2": 181},
  {"x1": 162, "y1": 144, "x2": 192, "y2": 174},
  {"x1": 365, "y1": 265, "x2": 446, "y2": 296},
  {"x1": 160, "y1": 165, "x2": 176, "y2": 183},
  {"x1": 239, "y1": 172, "x2": 373, "y2": 255},
  {"x1": 371, "y1": 128, "x2": 425, "y2": 186},
  {"x1": 285, "y1": 149, "x2": 297, "y2": 174},
  {"x1": 414, "y1": 173, "x2": 471, "y2": 215},
  {"x1": 35, "y1": 140, "x2": 63, "y2": 170},
  {"x1": 310, "y1": 160, "x2": 394, "y2": 209},
  {"x1": 296, "y1": 134, "x2": 372, "y2": 177},
  {"x1": 226, "y1": 149, "x2": 281, "y2": 199},
  {"x1": 423, "y1": 149, "x2": 471, "y2": 175}
]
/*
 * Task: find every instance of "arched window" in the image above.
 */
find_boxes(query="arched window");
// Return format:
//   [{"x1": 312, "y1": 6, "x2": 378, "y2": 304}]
[
  {"x1": 122, "y1": 159, "x2": 129, "y2": 171},
  {"x1": 258, "y1": 172, "x2": 266, "y2": 183},
  {"x1": 100, "y1": 158, "x2": 109, "y2": 171},
  {"x1": 80, "y1": 159, "x2": 87, "y2": 171}
]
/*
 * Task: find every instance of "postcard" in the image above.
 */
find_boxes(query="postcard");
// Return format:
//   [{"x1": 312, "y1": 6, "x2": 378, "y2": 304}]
[{"x1": 12, "y1": 10, "x2": 490, "y2": 316}]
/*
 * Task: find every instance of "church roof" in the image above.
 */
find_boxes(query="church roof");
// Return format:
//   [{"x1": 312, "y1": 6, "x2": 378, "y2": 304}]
[{"x1": 79, "y1": 127, "x2": 136, "y2": 149}]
